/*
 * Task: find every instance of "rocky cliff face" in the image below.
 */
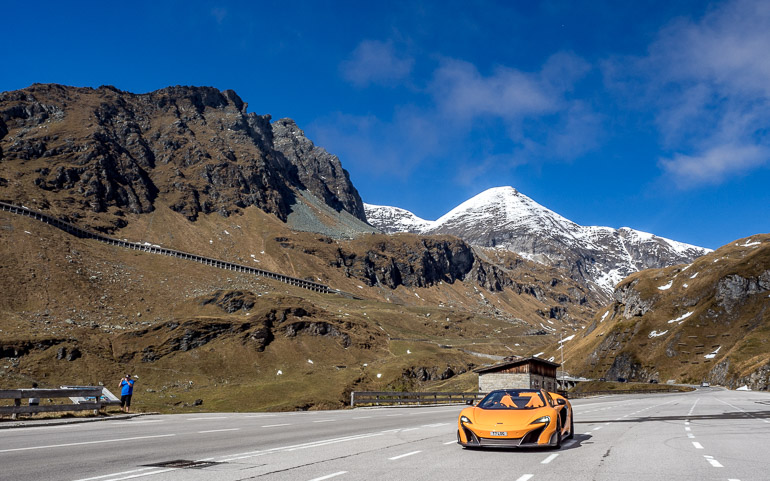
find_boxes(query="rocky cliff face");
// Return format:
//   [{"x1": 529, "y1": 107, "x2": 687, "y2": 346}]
[{"x1": 0, "y1": 84, "x2": 367, "y2": 232}]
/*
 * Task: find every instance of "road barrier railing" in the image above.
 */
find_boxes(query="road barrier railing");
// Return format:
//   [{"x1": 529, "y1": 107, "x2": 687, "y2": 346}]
[
  {"x1": 0, "y1": 387, "x2": 104, "y2": 419},
  {"x1": 0, "y1": 201, "x2": 340, "y2": 295},
  {"x1": 564, "y1": 388, "x2": 691, "y2": 399},
  {"x1": 350, "y1": 391, "x2": 486, "y2": 407}
]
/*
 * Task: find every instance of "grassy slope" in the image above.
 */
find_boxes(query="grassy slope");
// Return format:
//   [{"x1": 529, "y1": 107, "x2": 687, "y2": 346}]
[
  {"x1": 1, "y1": 206, "x2": 594, "y2": 412},
  {"x1": 558, "y1": 235, "x2": 770, "y2": 387}
]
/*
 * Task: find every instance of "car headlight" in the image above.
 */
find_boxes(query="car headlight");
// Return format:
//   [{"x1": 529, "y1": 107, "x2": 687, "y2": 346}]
[
  {"x1": 530, "y1": 416, "x2": 550, "y2": 425},
  {"x1": 460, "y1": 415, "x2": 472, "y2": 424}
]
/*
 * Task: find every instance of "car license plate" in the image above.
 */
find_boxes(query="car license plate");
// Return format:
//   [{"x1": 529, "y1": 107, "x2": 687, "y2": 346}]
[{"x1": 490, "y1": 431, "x2": 507, "y2": 436}]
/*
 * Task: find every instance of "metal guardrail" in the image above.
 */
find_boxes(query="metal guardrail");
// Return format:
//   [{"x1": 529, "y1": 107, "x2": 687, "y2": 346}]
[
  {"x1": 0, "y1": 201, "x2": 337, "y2": 294},
  {"x1": 350, "y1": 391, "x2": 487, "y2": 407},
  {"x1": 0, "y1": 387, "x2": 104, "y2": 419},
  {"x1": 564, "y1": 388, "x2": 689, "y2": 399}
]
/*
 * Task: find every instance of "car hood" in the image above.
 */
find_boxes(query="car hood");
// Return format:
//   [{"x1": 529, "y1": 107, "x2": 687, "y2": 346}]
[{"x1": 469, "y1": 406, "x2": 552, "y2": 427}]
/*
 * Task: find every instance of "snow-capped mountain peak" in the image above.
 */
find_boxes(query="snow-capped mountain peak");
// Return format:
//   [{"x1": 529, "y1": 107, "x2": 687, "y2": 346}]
[{"x1": 365, "y1": 186, "x2": 711, "y2": 295}]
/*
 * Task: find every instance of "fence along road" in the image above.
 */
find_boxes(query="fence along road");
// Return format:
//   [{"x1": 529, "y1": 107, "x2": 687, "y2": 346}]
[{"x1": 0, "y1": 201, "x2": 342, "y2": 294}]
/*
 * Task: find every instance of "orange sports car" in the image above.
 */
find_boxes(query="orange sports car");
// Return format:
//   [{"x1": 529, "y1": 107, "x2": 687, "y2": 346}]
[{"x1": 457, "y1": 389, "x2": 573, "y2": 448}]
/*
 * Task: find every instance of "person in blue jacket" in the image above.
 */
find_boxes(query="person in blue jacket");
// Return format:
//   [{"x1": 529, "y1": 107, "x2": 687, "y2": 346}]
[{"x1": 119, "y1": 374, "x2": 136, "y2": 413}]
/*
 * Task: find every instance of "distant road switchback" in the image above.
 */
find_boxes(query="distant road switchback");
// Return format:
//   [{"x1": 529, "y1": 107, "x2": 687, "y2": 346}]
[{"x1": 1, "y1": 388, "x2": 768, "y2": 481}]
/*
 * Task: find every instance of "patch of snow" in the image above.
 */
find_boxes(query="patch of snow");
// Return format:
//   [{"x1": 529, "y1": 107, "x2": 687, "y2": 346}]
[
  {"x1": 658, "y1": 280, "x2": 673, "y2": 290},
  {"x1": 558, "y1": 335, "x2": 575, "y2": 344},
  {"x1": 376, "y1": 373, "x2": 382, "y2": 379},
  {"x1": 736, "y1": 385, "x2": 751, "y2": 391},
  {"x1": 648, "y1": 330, "x2": 668, "y2": 338},
  {"x1": 209, "y1": 240, "x2": 213, "y2": 244},
  {"x1": 704, "y1": 346, "x2": 721, "y2": 359},
  {"x1": 260, "y1": 251, "x2": 265, "y2": 254},
  {"x1": 307, "y1": 359, "x2": 313, "y2": 364},
  {"x1": 690, "y1": 272, "x2": 699, "y2": 279},
  {"x1": 24, "y1": 230, "x2": 32, "y2": 235},
  {"x1": 600, "y1": 311, "x2": 609, "y2": 322},
  {"x1": 276, "y1": 370, "x2": 283, "y2": 376},
  {"x1": 406, "y1": 350, "x2": 411, "y2": 354},
  {"x1": 683, "y1": 283, "x2": 689, "y2": 288},
  {"x1": 740, "y1": 239, "x2": 761, "y2": 247},
  {"x1": 548, "y1": 356, "x2": 555, "y2": 362},
  {"x1": 668, "y1": 311, "x2": 694, "y2": 324},
  {"x1": 533, "y1": 352, "x2": 544, "y2": 358},
  {"x1": 224, "y1": 230, "x2": 230, "y2": 235},
  {"x1": 357, "y1": 285, "x2": 363, "y2": 289}
]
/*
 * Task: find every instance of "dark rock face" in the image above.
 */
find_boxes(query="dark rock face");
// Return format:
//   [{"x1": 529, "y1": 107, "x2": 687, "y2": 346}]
[
  {"x1": 716, "y1": 271, "x2": 770, "y2": 314},
  {"x1": 334, "y1": 238, "x2": 474, "y2": 289},
  {"x1": 0, "y1": 84, "x2": 366, "y2": 230},
  {"x1": 272, "y1": 119, "x2": 366, "y2": 222},
  {"x1": 613, "y1": 280, "x2": 653, "y2": 319}
]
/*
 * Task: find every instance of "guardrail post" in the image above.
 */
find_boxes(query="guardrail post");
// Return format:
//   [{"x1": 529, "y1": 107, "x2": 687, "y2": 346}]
[
  {"x1": 350, "y1": 392, "x2": 355, "y2": 407},
  {"x1": 12, "y1": 398, "x2": 20, "y2": 420}
]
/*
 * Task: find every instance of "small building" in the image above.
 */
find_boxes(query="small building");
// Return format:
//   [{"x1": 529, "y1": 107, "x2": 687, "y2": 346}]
[{"x1": 475, "y1": 357, "x2": 560, "y2": 392}]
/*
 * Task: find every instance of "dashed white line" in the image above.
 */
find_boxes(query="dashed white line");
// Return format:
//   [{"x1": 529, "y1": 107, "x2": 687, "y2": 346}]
[
  {"x1": 308, "y1": 471, "x2": 348, "y2": 481},
  {"x1": 0, "y1": 434, "x2": 176, "y2": 454},
  {"x1": 188, "y1": 417, "x2": 227, "y2": 421},
  {"x1": 353, "y1": 416, "x2": 372, "y2": 420},
  {"x1": 72, "y1": 468, "x2": 155, "y2": 481},
  {"x1": 262, "y1": 423, "x2": 291, "y2": 428},
  {"x1": 389, "y1": 451, "x2": 422, "y2": 460},
  {"x1": 685, "y1": 427, "x2": 691, "y2": 431},
  {"x1": 313, "y1": 420, "x2": 334, "y2": 423},
  {"x1": 198, "y1": 428, "x2": 240, "y2": 434},
  {"x1": 542, "y1": 453, "x2": 559, "y2": 464},
  {"x1": 692, "y1": 442, "x2": 704, "y2": 449},
  {"x1": 593, "y1": 426, "x2": 602, "y2": 431},
  {"x1": 444, "y1": 441, "x2": 457, "y2": 445},
  {"x1": 703, "y1": 455, "x2": 723, "y2": 468},
  {"x1": 515, "y1": 475, "x2": 534, "y2": 481}
]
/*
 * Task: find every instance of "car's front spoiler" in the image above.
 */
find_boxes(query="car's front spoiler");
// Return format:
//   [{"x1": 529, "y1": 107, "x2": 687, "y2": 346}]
[{"x1": 458, "y1": 425, "x2": 551, "y2": 448}]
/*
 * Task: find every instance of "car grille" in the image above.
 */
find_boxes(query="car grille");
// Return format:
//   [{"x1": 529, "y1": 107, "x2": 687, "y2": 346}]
[{"x1": 478, "y1": 437, "x2": 523, "y2": 447}]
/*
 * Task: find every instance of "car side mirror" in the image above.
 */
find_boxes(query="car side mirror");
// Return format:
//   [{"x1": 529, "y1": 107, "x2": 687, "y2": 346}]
[
  {"x1": 557, "y1": 398, "x2": 566, "y2": 405},
  {"x1": 466, "y1": 399, "x2": 474, "y2": 405}
]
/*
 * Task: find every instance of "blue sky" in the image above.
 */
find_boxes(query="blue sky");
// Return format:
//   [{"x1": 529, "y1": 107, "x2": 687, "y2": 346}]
[{"x1": 3, "y1": 0, "x2": 769, "y2": 249}]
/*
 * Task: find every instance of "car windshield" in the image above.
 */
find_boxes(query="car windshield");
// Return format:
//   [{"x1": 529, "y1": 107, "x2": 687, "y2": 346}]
[{"x1": 478, "y1": 390, "x2": 546, "y2": 409}]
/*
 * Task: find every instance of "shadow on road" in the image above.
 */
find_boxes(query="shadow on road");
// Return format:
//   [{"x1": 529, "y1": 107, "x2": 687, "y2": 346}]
[{"x1": 583, "y1": 410, "x2": 770, "y2": 424}]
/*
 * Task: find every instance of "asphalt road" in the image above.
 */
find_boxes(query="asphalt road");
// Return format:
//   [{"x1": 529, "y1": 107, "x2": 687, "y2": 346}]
[{"x1": 1, "y1": 387, "x2": 768, "y2": 481}]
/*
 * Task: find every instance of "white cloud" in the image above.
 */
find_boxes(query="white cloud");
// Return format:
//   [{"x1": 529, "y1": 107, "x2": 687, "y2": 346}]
[
  {"x1": 607, "y1": 0, "x2": 770, "y2": 187},
  {"x1": 319, "y1": 49, "x2": 598, "y2": 182},
  {"x1": 660, "y1": 143, "x2": 770, "y2": 187},
  {"x1": 340, "y1": 40, "x2": 414, "y2": 87}
]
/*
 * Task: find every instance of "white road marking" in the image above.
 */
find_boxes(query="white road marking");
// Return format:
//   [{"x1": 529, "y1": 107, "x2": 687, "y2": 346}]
[
  {"x1": 308, "y1": 471, "x2": 347, "y2": 481},
  {"x1": 72, "y1": 468, "x2": 155, "y2": 481},
  {"x1": 401, "y1": 428, "x2": 419, "y2": 432},
  {"x1": 245, "y1": 414, "x2": 276, "y2": 418},
  {"x1": 93, "y1": 469, "x2": 176, "y2": 480},
  {"x1": 444, "y1": 441, "x2": 456, "y2": 445},
  {"x1": 515, "y1": 475, "x2": 534, "y2": 481},
  {"x1": 593, "y1": 426, "x2": 602, "y2": 431},
  {"x1": 687, "y1": 399, "x2": 700, "y2": 416},
  {"x1": 687, "y1": 434, "x2": 695, "y2": 438},
  {"x1": 220, "y1": 432, "x2": 385, "y2": 461},
  {"x1": 389, "y1": 450, "x2": 422, "y2": 460},
  {"x1": 0, "y1": 434, "x2": 176, "y2": 454},
  {"x1": 112, "y1": 420, "x2": 164, "y2": 425},
  {"x1": 313, "y1": 420, "x2": 334, "y2": 423},
  {"x1": 386, "y1": 414, "x2": 404, "y2": 417},
  {"x1": 704, "y1": 455, "x2": 723, "y2": 468},
  {"x1": 692, "y1": 442, "x2": 704, "y2": 449},
  {"x1": 685, "y1": 427, "x2": 691, "y2": 431},
  {"x1": 262, "y1": 423, "x2": 291, "y2": 428},
  {"x1": 198, "y1": 428, "x2": 240, "y2": 434},
  {"x1": 188, "y1": 416, "x2": 227, "y2": 421},
  {"x1": 542, "y1": 453, "x2": 559, "y2": 464},
  {"x1": 353, "y1": 416, "x2": 372, "y2": 420}
]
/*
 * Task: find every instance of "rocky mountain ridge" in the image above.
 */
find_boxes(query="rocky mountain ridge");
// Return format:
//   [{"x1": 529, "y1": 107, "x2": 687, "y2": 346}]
[
  {"x1": 365, "y1": 186, "x2": 710, "y2": 296},
  {"x1": 0, "y1": 83, "x2": 370, "y2": 235}
]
